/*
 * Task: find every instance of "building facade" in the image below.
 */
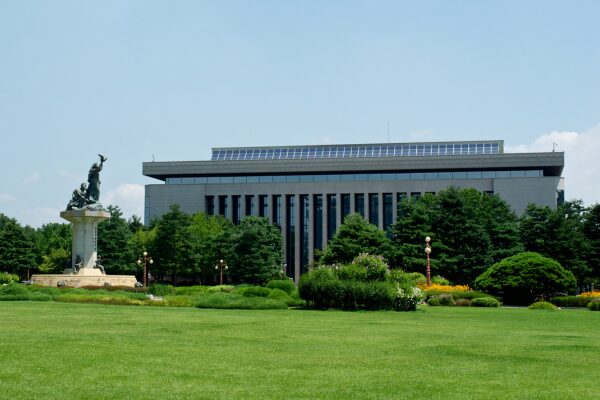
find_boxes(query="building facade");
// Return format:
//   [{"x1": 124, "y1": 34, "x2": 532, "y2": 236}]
[{"x1": 143, "y1": 140, "x2": 564, "y2": 281}]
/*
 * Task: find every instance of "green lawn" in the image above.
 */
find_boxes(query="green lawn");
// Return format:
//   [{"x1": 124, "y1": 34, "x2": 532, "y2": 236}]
[{"x1": 1, "y1": 303, "x2": 599, "y2": 399}]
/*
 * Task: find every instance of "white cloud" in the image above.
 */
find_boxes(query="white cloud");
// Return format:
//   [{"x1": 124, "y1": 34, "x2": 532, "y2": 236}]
[
  {"x1": 506, "y1": 124, "x2": 600, "y2": 206},
  {"x1": 0, "y1": 193, "x2": 16, "y2": 202},
  {"x1": 103, "y1": 183, "x2": 145, "y2": 220},
  {"x1": 23, "y1": 172, "x2": 41, "y2": 184}
]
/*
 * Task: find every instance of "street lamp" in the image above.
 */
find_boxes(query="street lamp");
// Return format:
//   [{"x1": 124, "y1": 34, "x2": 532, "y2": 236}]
[
  {"x1": 425, "y1": 236, "x2": 432, "y2": 288},
  {"x1": 215, "y1": 259, "x2": 228, "y2": 285},
  {"x1": 137, "y1": 251, "x2": 153, "y2": 287}
]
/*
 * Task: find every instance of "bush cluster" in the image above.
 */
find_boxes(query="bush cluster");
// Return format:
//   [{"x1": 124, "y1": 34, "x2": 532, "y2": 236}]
[
  {"x1": 550, "y1": 296, "x2": 591, "y2": 308},
  {"x1": 588, "y1": 299, "x2": 600, "y2": 311},
  {"x1": 0, "y1": 272, "x2": 20, "y2": 284},
  {"x1": 195, "y1": 292, "x2": 288, "y2": 310},
  {"x1": 148, "y1": 284, "x2": 176, "y2": 296},
  {"x1": 471, "y1": 297, "x2": 502, "y2": 307},
  {"x1": 299, "y1": 255, "x2": 422, "y2": 311},
  {"x1": 0, "y1": 283, "x2": 52, "y2": 301},
  {"x1": 528, "y1": 301, "x2": 558, "y2": 310},
  {"x1": 265, "y1": 279, "x2": 296, "y2": 295}
]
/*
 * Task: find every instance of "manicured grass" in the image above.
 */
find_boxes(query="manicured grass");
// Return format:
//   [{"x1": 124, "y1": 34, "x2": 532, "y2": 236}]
[{"x1": 1, "y1": 303, "x2": 599, "y2": 399}]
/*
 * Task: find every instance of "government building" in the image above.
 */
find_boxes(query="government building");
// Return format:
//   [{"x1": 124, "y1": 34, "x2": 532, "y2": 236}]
[{"x1": 143, "y1": 140, "x2": 564, "y2": 281}]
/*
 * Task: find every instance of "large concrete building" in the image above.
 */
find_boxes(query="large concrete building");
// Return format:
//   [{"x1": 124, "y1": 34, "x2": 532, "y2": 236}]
[{"x1": 143, "y1": 140, "x2": 564, "y2": 281}]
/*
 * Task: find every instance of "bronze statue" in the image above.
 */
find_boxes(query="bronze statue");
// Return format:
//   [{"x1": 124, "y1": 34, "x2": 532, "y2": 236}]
[{"x1": 66, "y1": 155, "x2": 107, "y2": 211}]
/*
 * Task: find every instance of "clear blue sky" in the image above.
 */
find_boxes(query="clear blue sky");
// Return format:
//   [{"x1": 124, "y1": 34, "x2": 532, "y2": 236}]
[{"x1": 1, "y1": 0, "x2": 599, "y2": 227}]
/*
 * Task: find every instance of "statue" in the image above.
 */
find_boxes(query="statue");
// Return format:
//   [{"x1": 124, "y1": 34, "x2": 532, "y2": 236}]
[
  {"x1": 66, "y1": 155, "x2": 107, "y2": 211},
  {"x1": 94, "y1": 255, "x2": 106, "y2": 275},
  {"x1": 73, "y1": 255, "x2": 83, "y2": 274}
]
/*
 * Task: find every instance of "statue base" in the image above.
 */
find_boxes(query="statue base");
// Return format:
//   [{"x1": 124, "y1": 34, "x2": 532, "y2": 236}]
[{"x1": 30, "y1": 273, "x2": 138, "y2": 288}]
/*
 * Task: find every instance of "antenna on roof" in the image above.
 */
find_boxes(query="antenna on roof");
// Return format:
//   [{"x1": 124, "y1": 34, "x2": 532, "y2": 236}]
[
  {"x1": 152, "y1": 154, "x2": 155, "y2": 162},
  {"x1": 552, "y1": 143, "x2": 557, "y2": 152},
  {"x1": 387, "y1": 121, "x2": 390, "y2": 143}
]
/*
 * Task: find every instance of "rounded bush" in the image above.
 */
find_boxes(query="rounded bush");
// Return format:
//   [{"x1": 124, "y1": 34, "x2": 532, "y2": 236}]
[
  {"x1": 0, "y1": 283, "x2": 28, "y2": 296},
  {"x1": 550, "y1": 296, "x2": 590, "y2": 308},
  {"x1": 454, "y1": 298, "x2": 471, "y2": 307},
  {"x1": 266, "y1": 279, "x2": 296, "y2": 295},
  {"x1": 207, "y1": 285, "x2": 235, "y2": 293},
  {"x1": 471, "y1": 297, "x2": 501, "y2": 307},
  {"x1": 0, "y1": 272, "x2": 20, "y2": 284},
  {"x1": 474, "y1": 252, "x2": 576, "y2": 305},
  {"x1": 528, "y1": 301, "x2": 558, "y2": 310},
  {"x1": 588, "y1": 299, "x2": 600, "y2": 311}
]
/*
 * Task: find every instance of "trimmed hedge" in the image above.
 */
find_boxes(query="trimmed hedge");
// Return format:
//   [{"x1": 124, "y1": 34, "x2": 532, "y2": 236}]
[
  {"x1": 550, "y1": 296, "x2": 591, "y2": 308},
  {"x1": 266, "y1": 279, "x2": 296, "y2": 295},
  {"x1": 471, "y1": 297, "x2": 502, "y2": 307},
  {"x1": 589, "y1": 299, "x2": 600, "y2": 311},
  {"x1": 195, "y1": 292, "x2": 287, "y2": 310}
]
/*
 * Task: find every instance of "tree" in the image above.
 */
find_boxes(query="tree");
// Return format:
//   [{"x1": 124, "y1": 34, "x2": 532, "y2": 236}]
[
  {"x1": 583, "y1": 203, "x2": 600, "y2": 285},
  {"x1": 188, "y1": 212, "x2": 235, "y2": 284},
  {"x1": 97, "y1": 205, "x2": 135, "y2": 274},
  {"x1": 35, "y1": 223, "x2": 72, "y2": 273},
  {"x1": 229, "y1": 216, "x2": 283, "y2": 284},
  {"x1": 127, "y1": 215, "x2": 144, "y2": 233},
  {"x1": 320, "y1": 213, "x2": 393, "y2": 265},
  {"x1": 0, "y1": 214, "x2": 37, "y2": 278},
  {"x1": 474, "y1": 252, "x2": 577, "y2": 304},
  {"x1": 151, "y1": 204, "x2": 194, "y2": 283},
  {"x1": 390, "y1": 188, "x2": 521, "y2": 284},
  {"x1": 520, "y1": 201, "x2": 590, "y2": 286}
]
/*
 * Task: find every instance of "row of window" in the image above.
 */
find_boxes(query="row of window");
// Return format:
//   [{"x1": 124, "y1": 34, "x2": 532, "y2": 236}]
[
  {"x1": 205, "y1": 191, "x2": 469, "y2": 280},
  {"x1": 165, "y1": 169, "x2": 543, "y2": 185},
  {"x1": 211, "y1": 142, "x2": 501, "y2": 161}
]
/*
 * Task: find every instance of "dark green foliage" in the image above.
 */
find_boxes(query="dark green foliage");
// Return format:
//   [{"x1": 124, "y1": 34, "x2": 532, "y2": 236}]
[
  {"x1": 241, "y1": 286, "x2": 271, "y2": 298},
  {"x1": 0, "y1": 283, "x2": 52, "y2": 301},
  {"x1": 583, "y1": 203, "x2": 600, "y2": 285},
  {"x1": 520, "y1": 201, "x2": 591, "y2": 286},
  {"x1": 320, "y1": 213, "x2": 393, "y2": 265},
  {"x1": 471, "y1": 297, "x2": 501, "y2": 307},
  {"x1": 474, "y1": 252, "x2": 577, "y2": 305},
  {"x1": 35, "y1": 222, "x2": 72, "y2": 273},
  {"x1": 390, "y1": 188, "x2": 521, "y2": 284},
  {"x1": 435, "y1": 293, "x2": 455, "y2": 306},
  {"x1": 98, "y1": 205, "x2": 135, "y2": 274},
  {"x1": 148, "y1": 284, "x2": 175, "y2": 296},
  {"x1": 550, "y1": 296, "x2": 592, "y2": 308},
  {"x1": 298, "y1": 267, "x2": 396, "y2": 310},
  {"x1": 151, "y1": 204, "x2": 195, "y2": 283},
  {"x1": 0, "y1": 272, "x2": 20, "y2": 284},
  {"x1": 229, "y1": 216, "x2": 283, "y2": 284},
  {"x1": 528, "y1": 301, "x2": 558, "y2": 310},
  {"x1": 388, "y1": 270, "x2": 426, "y2": 286},
  {"x1": 588, "y1": 299, "x2": 600, "y2": 311},
  {"x1": 0, "y1": 214, "x2": 37, "y2": 278},
  {"x1": 266, "y1": 279, "x2": 296, "y2": 295},
  {"x1": 423, "y1": 290, "x2": 491, "y2": 301}
]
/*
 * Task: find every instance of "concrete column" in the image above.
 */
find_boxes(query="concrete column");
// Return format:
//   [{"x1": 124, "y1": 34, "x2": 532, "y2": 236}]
[
  {"x1": 378, "y1": 192, "x2": 384, "y2": 230},
  {"x1": 392, "y1": 192, "x2": 398, "y2": 224},
  {"x1": 350, "y1": 193, "x2": 356, "y2": 215},
  {"x1": 280, "y1": 195, "x2": 288, "y2": 276},
  {"x1": 322, "y1": 193, "x2": 329, "y2": 247},
  {"x1": 226, "y1": 195, "x2": 232, "y2": 220},
  {"x1": 267, "y1": 195, "x2": 273, "y2": 224},
  {"x1": 364, "y1": 192, "x2": 370, "y2": 223},
  {"x1": 336, "y1": 193, "x2": 342, "y2": 228},
  {"x1": 241, "y1": 195, "x2": 248, "y2": 218},
  {"x1": 308, "y1": 194, "x2": 315, "y2": 267},
  {"x1": 294, "y1": 194, "x2": 301, "y2": 283}
]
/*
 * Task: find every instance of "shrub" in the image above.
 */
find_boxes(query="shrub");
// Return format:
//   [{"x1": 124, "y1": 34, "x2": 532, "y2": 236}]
[
  {"x1": 393, "y1": 284, "x2": 423, "y2": 311},
  {"x1": 160, "y1": 295, "x2": 195, "y2": 307},
  {"x1": 55, "y1": 293, "x2": 148, "y2": 306},
  {"x1": 0, "y1": 283, "x2": 28, "y2": 296},
  {"x1": 80, "y1": 285, "x2": 148, "y2": 293},
  {"x1": 195, "y1": 292, "x2": 287, "y2": 310},
  {"x1": 454, "y1": 298, "x2": 471, "y2": 307},
  {"x1": 207, "y1": 285, "x2": 235, "y2": 293},
  {"x1": 588, "y1": 299, "x2": 600, "y2": 311},
  {"x1": 148, "y1": 284, "x2": 175, "y2": 296},
  {"x1": 388, "y1": 270, "x2": 426, "y2": 286},
  {"x1": 267, "y1": 288, "x2": 305, "y2": 307},
  {"x1": 437, "y1": 293, "x2": 456, "y2": 306},
  {"x1": 451, "y1": 291, "x2": 493, "y2": 301},
  {"x1": 550, "y1": 296, "x2": 591, "y2": 308},
  {"x1": 241, "y1": 286, "x2": 271, "y2": 298},
  {"x1": 528, "y1": 301, "x2": 558, "y2": 310},
  {"x1": 428, "y1": 297, "x2": 441, "y2": 306},
  {"x1": 266, "y1": 279, "x2": 296, "y2": 295},
  {"x1": 471, "y1": 297, "x2": 501, "y2": 307},
  {"x1": 0, "y1": 272, "x2": 20, "y2": 284},
  {"x1": 350, "y1": 253, "x2": 389, "y2": 281},
  {"x1": 431, "y1": 275, "x2": 450, "y2": 285},
  {"x1": 474, "y1": 252, "x2": 576, "y2": 305},
  {"x1": 580, "y1": 291, "x2": 600, "y2": 298}
]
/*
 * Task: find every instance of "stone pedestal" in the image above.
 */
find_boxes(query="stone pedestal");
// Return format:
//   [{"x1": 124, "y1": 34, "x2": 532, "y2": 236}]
[
  {"x1": 60, "y1": 209, "x2": 110, "y2": 272},
  {"x1": 31, "y1": 209, "x2": 138, "y2": 288}
]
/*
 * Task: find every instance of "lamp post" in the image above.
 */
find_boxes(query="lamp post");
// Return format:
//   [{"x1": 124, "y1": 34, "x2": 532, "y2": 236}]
[
  {"x1": 425, "y1": 236, "x2": 432, "y2": 288},
  {"x1": 137, "y1": 251, "x2": 153, "y2": 287},
  {"x1": 215, "y1": 259, "x2": 228, "y2": 285}
]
